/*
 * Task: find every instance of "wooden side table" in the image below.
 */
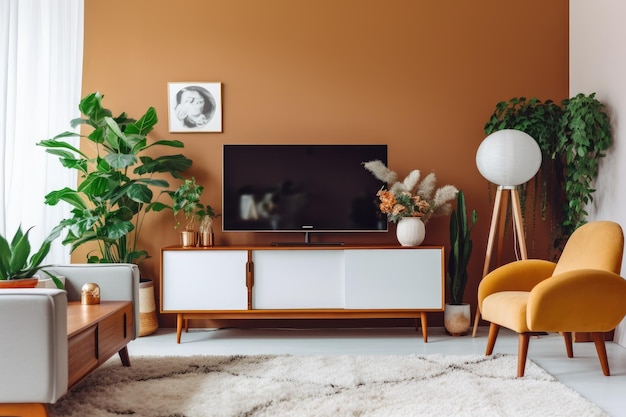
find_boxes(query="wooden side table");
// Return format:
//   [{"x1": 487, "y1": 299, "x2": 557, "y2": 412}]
[{"x1": 67, "y1": 301, "x2": 133, "y2": 387}]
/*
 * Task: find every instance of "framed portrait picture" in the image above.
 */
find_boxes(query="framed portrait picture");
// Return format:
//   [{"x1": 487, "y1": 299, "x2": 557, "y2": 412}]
[{"x1": 168, "y1": 82, "x2": 222, "y2": 133}]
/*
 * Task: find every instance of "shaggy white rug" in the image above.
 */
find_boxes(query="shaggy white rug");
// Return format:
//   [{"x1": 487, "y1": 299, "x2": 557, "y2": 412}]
[{"x1": 49, "y1": 353, "x2": 607, "y2": 417}]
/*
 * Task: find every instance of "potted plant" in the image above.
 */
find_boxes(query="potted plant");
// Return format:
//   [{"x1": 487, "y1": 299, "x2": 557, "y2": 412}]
[
  {"x1": 170, "y1": 178, "x2": 219, "y2": 247},
  {"x1": 484, "y1": 93, "x2": 611, "y2": 255},
  {"x1": 197, "y1": 204, "x2": 219, "y2": 247},
  {"x1": 38, "y1": 92, "x2": 193, "y2": 263},
  {"x1": 444, "y1": 190, "x2": 477, "y2": 336},
  {"x1": 363, "y1": 160, "x2": 458, "y2": 246},
  {"x1": 39, "y1": 92, "x2": 193, "y2": 337},
  {"x1": 171, "y1": 177, "x2": 204, "y2": 247},
  {"x1": 0, "y1": 225, "x2": 63, "y2": 288}
]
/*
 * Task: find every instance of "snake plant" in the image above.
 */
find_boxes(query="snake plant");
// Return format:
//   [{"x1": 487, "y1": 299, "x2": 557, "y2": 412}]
[
  {"x1": 446, "y1": 190, "x2": 478, "y2": 305},
  {"x1": 0, "y1": 225, "x2": 63, "y2": 287}
]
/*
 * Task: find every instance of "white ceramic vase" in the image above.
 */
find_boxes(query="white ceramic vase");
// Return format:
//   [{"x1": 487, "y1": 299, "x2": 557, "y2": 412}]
[{"x1": 395, "y1": 217, "x2": 426, "y2": 246}]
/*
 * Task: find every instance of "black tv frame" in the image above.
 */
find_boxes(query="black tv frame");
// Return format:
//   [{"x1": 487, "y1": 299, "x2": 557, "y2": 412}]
[{"x1": 222, "y1": 144, "x2": 388, "y2": 244}]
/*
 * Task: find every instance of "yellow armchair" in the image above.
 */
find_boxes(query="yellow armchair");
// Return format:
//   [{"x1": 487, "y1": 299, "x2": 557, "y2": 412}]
[{"x1": 478, "y1": 221, "x2": 626, "y2": 377}]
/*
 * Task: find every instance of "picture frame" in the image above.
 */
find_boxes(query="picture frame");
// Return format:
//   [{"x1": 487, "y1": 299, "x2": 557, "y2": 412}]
[{"x1": 168, "y1": 82, "x2": 222, "y2": 133}]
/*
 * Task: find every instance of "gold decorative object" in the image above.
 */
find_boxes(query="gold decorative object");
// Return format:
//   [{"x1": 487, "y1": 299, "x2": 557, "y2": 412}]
[
  {"x1": 199, "y1": 215, "x2": 214, "y2": 247},
  {"x1": 180, "y1": 230, "x2": 197, "y2": 247},
  {"x1": 81, "y1": 283, "x2": 100, "y2": 305}
]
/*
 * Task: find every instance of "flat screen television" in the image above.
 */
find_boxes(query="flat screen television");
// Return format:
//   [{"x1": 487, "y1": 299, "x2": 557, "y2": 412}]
[{"x1": 222, "y1": 144, "x2": 388, "y2": 239}]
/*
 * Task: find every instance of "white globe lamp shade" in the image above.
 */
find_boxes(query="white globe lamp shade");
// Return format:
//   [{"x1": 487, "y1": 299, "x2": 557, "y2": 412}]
[{"x1": 475, "y1": 129, "x2": 542, "y2": 187}]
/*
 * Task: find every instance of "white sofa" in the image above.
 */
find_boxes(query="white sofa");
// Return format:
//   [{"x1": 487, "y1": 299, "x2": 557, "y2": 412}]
[{"x1": 0, "y1": 263, "x2": 140, "y2": 409}]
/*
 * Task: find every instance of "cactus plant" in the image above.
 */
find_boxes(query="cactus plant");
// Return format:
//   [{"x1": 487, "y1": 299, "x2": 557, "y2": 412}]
[{"x1": 446, "y1": 190, "x2": 478, "y2": 305}]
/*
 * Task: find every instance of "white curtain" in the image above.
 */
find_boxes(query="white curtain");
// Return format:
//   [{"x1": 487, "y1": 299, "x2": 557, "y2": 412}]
[{"x1": 0, "y1": 0, "x2": 84, "y2": 264}]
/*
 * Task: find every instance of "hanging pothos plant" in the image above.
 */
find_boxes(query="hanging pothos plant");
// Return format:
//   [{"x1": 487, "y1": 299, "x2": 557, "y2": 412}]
[{"x1": 484, "y1": 93, "x2": 612, "y2": 254}]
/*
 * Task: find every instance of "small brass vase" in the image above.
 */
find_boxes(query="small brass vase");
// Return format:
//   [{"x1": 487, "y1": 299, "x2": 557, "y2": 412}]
[
  {"x1": 180, "y1": 230, "x2": 197, "y2": 247},
  {"x1": 81, "y1": 283, "x2": 100, "y2": 305},
  {"x1": 199, "y1": 231, "x2": 214, "y2": 247}
]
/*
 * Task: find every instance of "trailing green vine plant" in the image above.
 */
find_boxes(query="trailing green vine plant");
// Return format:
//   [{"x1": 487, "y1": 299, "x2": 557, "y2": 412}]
[
  {"x1": 484, "y1": 93, "x2": 612, "y2": 254},
  {"x1": 557, "y1": 93, "x2": 612, "y2": 235}
]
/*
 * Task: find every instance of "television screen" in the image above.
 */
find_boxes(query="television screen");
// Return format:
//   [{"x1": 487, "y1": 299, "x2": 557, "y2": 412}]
[{"x1": 222, "y1": 144, "x2": 388, "y2": 233}]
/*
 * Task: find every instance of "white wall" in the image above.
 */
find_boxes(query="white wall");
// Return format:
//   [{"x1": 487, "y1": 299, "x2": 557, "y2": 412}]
[{"x1": 570, "y1": 0, "x2": 626, "y2": 345}]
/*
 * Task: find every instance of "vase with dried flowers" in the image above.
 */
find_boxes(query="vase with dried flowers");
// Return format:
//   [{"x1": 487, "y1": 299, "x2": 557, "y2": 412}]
[{"x1": 363, "y1": 160, "x2": 458, "y2": 245}]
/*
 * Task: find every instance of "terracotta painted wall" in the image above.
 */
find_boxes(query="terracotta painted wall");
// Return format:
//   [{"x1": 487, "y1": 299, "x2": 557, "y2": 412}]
[{"x1": 82, "y1": 0, "x2": 569, "y2": 327}]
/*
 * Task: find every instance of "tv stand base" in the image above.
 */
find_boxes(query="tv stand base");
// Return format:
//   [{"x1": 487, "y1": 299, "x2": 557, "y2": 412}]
[
  {"x1": 270, "y1": 241, "x2": 345, "y2": 247},
  {"x1": 176, "y1": 310, "x2": 429, "y2": 344}
]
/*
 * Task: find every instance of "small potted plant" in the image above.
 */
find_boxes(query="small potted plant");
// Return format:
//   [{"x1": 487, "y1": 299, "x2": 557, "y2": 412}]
[
  {"x1": 171, "y1": 177, "x2": 205, "y2": 247},
  {"x1": 197, "y1": 204, "x2": 219, "y2": 247},
  {"x1": 363, "y1": 160, "x2": 458, "y2": 246},
  {"x1": 0, "y1": 225, "x2": 63, "y2": 288},
  {"x1": 444, "y1": 190, "x2": 477, "y2": 335}
]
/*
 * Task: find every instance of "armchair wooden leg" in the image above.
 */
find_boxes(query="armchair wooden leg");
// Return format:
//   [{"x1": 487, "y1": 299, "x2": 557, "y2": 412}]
[
  {"x1": 518, "y1": 333, "x2": 530, "y2": 377},
  {"x1": 563, "y1": 332, "x2": 574, "y2": 358},
  {"x1": 486, "y1": 323, "x2": 500, "y2": 355},
  {"x1": 592, "y1": 332, "x2": 611, "y2": 376}
]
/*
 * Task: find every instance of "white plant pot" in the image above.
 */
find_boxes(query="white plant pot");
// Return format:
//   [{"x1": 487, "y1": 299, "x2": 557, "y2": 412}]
[
  {"x1": 444, "y1": 303, "x2": 471, "y2": 336},
  {"x1": 395, "y1": 217, "x2": 425, "y2": 246}
]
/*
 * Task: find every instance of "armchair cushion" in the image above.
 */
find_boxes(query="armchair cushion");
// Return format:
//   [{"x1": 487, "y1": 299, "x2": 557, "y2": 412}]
[{"x1": 481, "y1": 291, "x2": 530, "y2": 333}]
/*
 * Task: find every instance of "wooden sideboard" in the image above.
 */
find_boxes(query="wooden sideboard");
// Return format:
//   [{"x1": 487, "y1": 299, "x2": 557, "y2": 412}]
[{"x1": 161, "y1": 245, "x2": 444, "y2": 343}]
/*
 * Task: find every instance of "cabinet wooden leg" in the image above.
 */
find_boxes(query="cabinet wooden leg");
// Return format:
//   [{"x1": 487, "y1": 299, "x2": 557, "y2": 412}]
[
  {"x1": 118, "y1": 346, "x2": 131, "y2": 367},
  {"x1": 420, "y1": 312, "x2": 428, "y2": 342},
  {"x1": 176, "y1": 314, "x2": 183, "y2": 344}
]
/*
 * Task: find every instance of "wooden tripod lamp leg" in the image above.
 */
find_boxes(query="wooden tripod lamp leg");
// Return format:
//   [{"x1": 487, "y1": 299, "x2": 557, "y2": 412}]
[
  {"x1": 472, "y1": 186, "x2": 529, "y2": 338},
  {"x1": 472, "y1": 187, "x2": 504, "y2": 337},
  {"x1": 510, "y1": 187, "x2": 528, "y2": 259}
]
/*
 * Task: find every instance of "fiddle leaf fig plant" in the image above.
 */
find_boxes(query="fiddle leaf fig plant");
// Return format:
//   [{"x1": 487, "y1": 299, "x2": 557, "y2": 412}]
[{"x1": 38, "y1": 92, "x2": 193, "y2": 264}]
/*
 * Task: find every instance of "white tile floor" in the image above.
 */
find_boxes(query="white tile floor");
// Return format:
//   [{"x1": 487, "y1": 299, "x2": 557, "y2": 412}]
[{"x1": 128, "y1": 326, "x2": 626, "y2": 417}]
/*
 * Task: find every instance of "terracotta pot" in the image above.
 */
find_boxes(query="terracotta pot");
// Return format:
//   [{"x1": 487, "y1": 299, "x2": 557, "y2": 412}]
[{"x1": 0, "y1": 278, "x2": 39, "y2": 288}]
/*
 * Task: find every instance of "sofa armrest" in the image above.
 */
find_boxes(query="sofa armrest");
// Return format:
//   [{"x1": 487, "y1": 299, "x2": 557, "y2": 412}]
[
  {"x1": 0, "y1": 289, "x2": 68, "y2": 404},
  {"x1": 42, "y1": 264, "x2": 140, "y2": 339}
]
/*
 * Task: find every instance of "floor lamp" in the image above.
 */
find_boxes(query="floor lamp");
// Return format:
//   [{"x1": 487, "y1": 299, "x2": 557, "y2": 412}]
[{"x1": 471, "y1": 129, "x2": 542, "y2": 337}]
